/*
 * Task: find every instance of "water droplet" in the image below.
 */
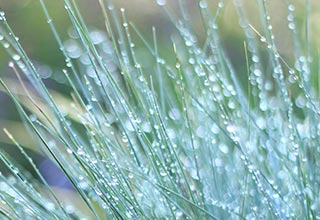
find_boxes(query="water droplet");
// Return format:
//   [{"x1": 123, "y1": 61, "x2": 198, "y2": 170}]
[
  {"x1": 156, "y1": 0, "x2": 166, "y2": 6},
  {"x1": 219, "y1": 143, "x2": 229, "y2": 154},
  {"x1": 185, "y1": 40, "x2": 192, "y2": 47},
  {"x1": 210, "y1": 123, "x2": 219, "y2": 134},
  {"x1": 199, "y1": 1, "x2": 207, "y2": 8},
  {"x1": 45, "y1": 202, "x2": 55, "y2": 211},
  {"x1": 12, "y1": 167, "x2": 19, "y2": 174},
  {"x1": 141, "y1": 123, "x2": 151, "y2": 133},
  {"x1": 12, "y1": 54, "x2": 21, "y2": 61},
  {"x1": 227, "y1": 100, "x2": 236, "y2": 109},
  {"x1": 288, "y1": 4, "x2": 295, "y2": 12},
  {"x1": 29, "y1": 114, "x2": 37, "y2": 122},
  {"x1": 218, "y1": 2, "x2": 224, "y2": 8},
  {"x1": 295, "y1": 94, "x2": 306, "y2": 108},
  {"x1": 64, "y1": 39, "x2": 82, "y2": 58},
  {"x1": 159, "y1": 169, "x2": 166, "y2": 176},
  {"x1": 66, "y1": 205, "x2": 75, "y2": 214},
  {"x1": 77, "y1": 148, "x2": 84, "y2": 156},
  {"x1": 196, "y1": 126, "x2": 206, "y2": 138},
  {"x1": 288, "y1": 23, "x2": 295, "y2": 30},
  {"x1": 90, "y1": 30, "x2": 107, "y2": 44},
  {"x1": 3, "y1": 42, "x2": 10, "y2": 48},
  {"x1": 168, "y1": 108, "x2": 181, "y2": 121},
  {"x1": 256, "y1": 117, "x2": 266, "y2": 129},
  {"x1": 226, "y1": 124, "x2": 235, "y2": 133},
  {"x1": 188, "y1": 58, "x2": 195, "y2": 64},
  {"x1": 287, "y1": 14, "x2": 294, "y2": 22},
  {"x1": 122, "y1": 135, "x2": 128, "y2": 143},
  {"x1": 135, "y1": 63, "x2": 141, "y2": 68},
  {"x1": 8, "y1": 61, "x2": 14, "y2": 68},
  {"x1": 252, "y1": 55, "x2": 259, "y2": 63},
  {"x1": 175, "y1": 210, "x2": 183, "y2": 218}
]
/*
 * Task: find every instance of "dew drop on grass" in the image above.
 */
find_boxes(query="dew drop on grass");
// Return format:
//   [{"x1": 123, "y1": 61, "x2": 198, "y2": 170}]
[
  {"x1": 287, "y1": 14, "x2": 294, "y2": 22},
  {"x1": 3, "y1": 42, "x2": 10, "y2": 48},
  {"x1": 256, "y1": 117, "x2": 266, "y2": 129},
  {"x1": 90, "y1": 30, "x2": 107, "y2": 45},
  {"x1": 288, "y1": 4, "x2": 295, "y2": 12},
  {"x1": 196, "y1": 126, "x2": 205, "y2": 138},
  {"x1": 125, "y1": 120, "x2": 135, "y2": 132},
  {"x1": 11, "y1": 167, "x2": 19, "y2": 175},
  {"x1": 185, "y1": 40, "x2": 193, "y2": 47},
  {"x1": 29, "y1": 114, "x2": 37, "y2": 122},
  {"x1": 137, "y1": 192, "x2": 143, "y2": 197},
  {"x1": 212, "y1": 22, "x2": 218, "y2": 29},
  {"x1": 122, "y1": 135, "x2": 128, "y2": 143},
  {"x1": 227, "y1": 100, "x2": 236, "y2": 109},
  {"x1": 295, "y1": 94, "x2": 306, "y2": 108},
  {"x1": 156, "y1": 0, "x2": 166, "y2": 6},
  {"x1": 8, "y1": 61, "x2": 14, "y2": 68},
  {"x1": 142, "y1": 122, "x2": 152, "y2": 133},
  {"x1": 160, "y1": 169, "x2": 167, "y2": 177},
  {"x1": 226, "y1": 124, "x2": 235, "y2": 133},
  {"x1": 38, "y1": 64, "x2": 53, "y2": 79},
  {"x1": 175, "y1": 210, "x2": 183, "y2": 218},
  {"x1": 64, "y1": 39, "x2": 82, "y2": 58},
  {"x1": 288, "y1": 74, "x2": 297, "y2": 83},
  {"x1": 128, "y1": 173, "x2": 134, "y2": 179},
  {"x1": 135, "y1": 63, "x2": 141, "y2": 68},
  {"x1": 45, "y1": 202, "x2": 55, "y2": 211},
  {"x1": 157, "y1": 58, "x2": 165, "y2": 64},
  {"x1": 199, "y1": 1, "x2": 207, "y2": 8},
  {"x1": 65, "y1": 205, "x2": 75, "y2": 214},
  {"x1": 210, "y1": 123, "x2": 219, "y2": 134},
  {"x1": 188, "y1": 58, "x2": 195, "y2": 64},
  {"x1": 77, "y1": 148, "x2": 84, "y2": 156},
  {"x1": 168, "y1": 108, "x2": 181, "y2": 121},
  {"x1": 0, "y1": 35, "x2": 3, "y2": 41},
  {"x1": 219, "y1": 143, "x2": 229, "y2": 154},
  {"x1": 288, "y1": 23, "x2": 295, "y2": 30}
]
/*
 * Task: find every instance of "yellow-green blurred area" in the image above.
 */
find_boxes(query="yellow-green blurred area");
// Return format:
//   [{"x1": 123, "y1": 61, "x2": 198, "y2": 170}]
[{"x1": 0, "y1": 0, "x2": 319, "y2": 211}]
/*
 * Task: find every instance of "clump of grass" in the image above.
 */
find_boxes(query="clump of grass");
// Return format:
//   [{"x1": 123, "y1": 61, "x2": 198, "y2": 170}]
[{"x1": 0, "y1": 0, "x2": 319, "y2": 219}]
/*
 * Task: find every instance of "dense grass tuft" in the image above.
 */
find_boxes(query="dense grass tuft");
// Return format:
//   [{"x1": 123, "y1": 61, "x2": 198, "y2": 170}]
[{"x1": 0, "y1": 0, "x2": 319, "y2": 219}]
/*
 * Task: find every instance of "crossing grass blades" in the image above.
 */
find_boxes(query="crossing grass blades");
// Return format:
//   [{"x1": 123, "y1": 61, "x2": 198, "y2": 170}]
[{"x1": 0, "y1": 0, "x2": 319, "y2": 219}]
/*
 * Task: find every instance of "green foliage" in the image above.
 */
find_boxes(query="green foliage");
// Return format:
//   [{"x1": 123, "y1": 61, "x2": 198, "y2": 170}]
[{"x1": 0, "y1": 0, "x2": 319, "y2": 219}]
